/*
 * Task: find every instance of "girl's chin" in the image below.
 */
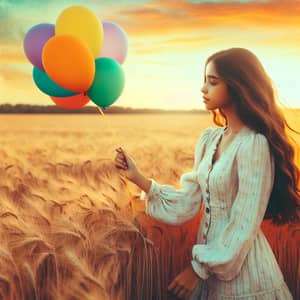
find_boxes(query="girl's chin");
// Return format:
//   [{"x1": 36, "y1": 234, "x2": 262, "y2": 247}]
[{"x1": 204, "y1": 103, "x2": 216, "y2": 111}]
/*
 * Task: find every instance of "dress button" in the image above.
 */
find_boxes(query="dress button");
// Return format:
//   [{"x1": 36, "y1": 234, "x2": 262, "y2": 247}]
[
  {"x1": 206, "y1": 188, "x2": 209, "y2": 194},
  {"x1": 203, "y1": 234, "x2": 207, "y2": 240},
  {"x1": 205, "y1": 222, "x2": 209, "y2": 228},
  {"x1": 206, "y1": 207, "x2": 210, "y2": 214}
]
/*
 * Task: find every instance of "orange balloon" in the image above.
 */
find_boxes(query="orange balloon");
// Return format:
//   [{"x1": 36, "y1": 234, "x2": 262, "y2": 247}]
[
  {"x1": 50, "y1": 93, "x2": 90, "y2": 109},
  {"x1": 42, "y1": 35, "x2": 95, "y2": 93}
]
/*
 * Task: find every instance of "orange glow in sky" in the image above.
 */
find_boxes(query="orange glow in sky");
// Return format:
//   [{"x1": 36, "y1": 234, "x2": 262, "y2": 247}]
[{"x1": 1, "y1": 0, "x2": 300, "y2": 109}]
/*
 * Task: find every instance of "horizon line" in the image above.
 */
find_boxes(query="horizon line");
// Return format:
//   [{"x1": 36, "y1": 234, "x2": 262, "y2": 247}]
[{"x1": 0, "y1": 103, "x2": 299, "y2": 111}]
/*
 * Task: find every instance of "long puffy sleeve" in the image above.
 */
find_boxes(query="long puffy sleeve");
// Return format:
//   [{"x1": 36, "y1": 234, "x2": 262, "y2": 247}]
[
  {"x1": 191, "y1": 133, "x2": 274, "y2": 280},
  {"x1": 140, "y1": 127, "x2": 213, "y2": 225}
]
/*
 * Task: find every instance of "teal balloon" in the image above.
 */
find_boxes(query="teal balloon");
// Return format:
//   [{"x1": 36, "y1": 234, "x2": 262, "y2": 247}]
[
  {"x1": 88, "y1": 57, "x2": 125, "y2": 108},
  {"x1": 32, "y1": 67, "x2": 77, "y2": 97}
]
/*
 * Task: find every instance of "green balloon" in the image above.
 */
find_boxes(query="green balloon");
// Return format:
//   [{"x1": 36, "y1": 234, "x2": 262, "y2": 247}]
[
  {"x1": 32, "y1": 67, "x2": 76, "y2": 97},
  {"x1": 88, "y1": 57, "x2": 125, "y2": 108}
]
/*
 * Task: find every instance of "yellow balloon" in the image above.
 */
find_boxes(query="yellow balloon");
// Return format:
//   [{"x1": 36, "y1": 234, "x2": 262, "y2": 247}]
[{"x1": 55, "y1": 5, "x2": 103, "y2": 57}]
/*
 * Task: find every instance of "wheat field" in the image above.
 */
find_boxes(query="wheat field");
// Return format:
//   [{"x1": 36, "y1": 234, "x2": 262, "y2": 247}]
[{"x1": 0, "y1": 112, "x2": 299, "y2": 300}]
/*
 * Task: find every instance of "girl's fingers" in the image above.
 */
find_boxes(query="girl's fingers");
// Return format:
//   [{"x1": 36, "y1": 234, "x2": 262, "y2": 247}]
[
  {"x1": 115, "y1": 161, "x2": 127, "y2": 170},
  {"x1": 173, "y1": 284, "x2": 183, "y2": 295},
  {"x1": 115, "y1": 148, "x2": 129, "y2": 169},
  {"x1": 116, "y1": 147, "x2": 128, "y2": 159},
  {"x1": 115, "y1": 153, "x2": 127, "y2": 163},
  {"x1": 114, "y1": 155, "x2": 128, "y2": 169},
  {"x1": 115, "y1": 149, "x2": 127, "y2": 160},
  {"x1": 115, "y1": 156, "x2": 125, "y2": 163},
  {"x1": 116, "y1": 162, "x2": 127, "y2": 169},
  {"x1": 168, "y1": 277, "x2": 179, "y2": 291},
  {"x1": 115, "y1": 158, "x2": 127, "y2": 167},
  {"x1": 115, "y1": 147, "x2": 125, "y2": 154},
  {"x1": 178, "y1": 287, "x2": 189, "y2": 299}
]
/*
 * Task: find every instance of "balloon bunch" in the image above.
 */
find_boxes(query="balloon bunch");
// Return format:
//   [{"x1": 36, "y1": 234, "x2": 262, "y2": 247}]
[{"x1": 23, "y1": 5, "x2": 128, "y2": 110}]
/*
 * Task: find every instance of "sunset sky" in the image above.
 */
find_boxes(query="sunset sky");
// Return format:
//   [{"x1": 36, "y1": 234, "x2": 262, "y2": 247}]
[{"x1": 1, "y1": 0, "x2": 300, "y2": 109}]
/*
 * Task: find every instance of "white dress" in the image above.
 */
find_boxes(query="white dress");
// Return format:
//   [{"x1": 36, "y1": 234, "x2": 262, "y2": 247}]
[{"x1": 140, "y1": 126, "x2": 293, "y2": 299}]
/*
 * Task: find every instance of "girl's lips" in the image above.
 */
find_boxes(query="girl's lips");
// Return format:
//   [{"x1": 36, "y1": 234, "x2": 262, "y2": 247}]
[{"x1": 203, "y1": 97, "x2": 209, "y2": 102}]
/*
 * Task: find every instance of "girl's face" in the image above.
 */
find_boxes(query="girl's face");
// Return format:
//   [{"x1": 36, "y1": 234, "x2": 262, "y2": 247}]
[{"x1": 201, "y1": 61, "x2": 233, "y2": 111}]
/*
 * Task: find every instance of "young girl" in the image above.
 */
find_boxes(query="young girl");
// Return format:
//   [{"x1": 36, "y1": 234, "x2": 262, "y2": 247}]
[{"x1": 114, "y1": 47, "x2": 299, "y2": 299}]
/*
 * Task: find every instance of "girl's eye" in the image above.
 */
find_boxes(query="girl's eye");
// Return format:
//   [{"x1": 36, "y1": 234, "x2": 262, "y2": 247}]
[{"x1": 209, "y1": 81, "x2": 217, "y2": 86}]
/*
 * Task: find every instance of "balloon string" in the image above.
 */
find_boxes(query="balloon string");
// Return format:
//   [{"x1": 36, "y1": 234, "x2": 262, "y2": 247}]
[
  {"x1": 96, "y1": 106, "x2": 134, "y2": 211},
  {"x1": 96, "y1": 106, "x2": 118, "y2": 138}
]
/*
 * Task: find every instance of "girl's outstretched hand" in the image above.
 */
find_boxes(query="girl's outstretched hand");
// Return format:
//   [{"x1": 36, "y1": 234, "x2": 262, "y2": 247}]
[{"x1": 114, "y1": 147, "x2": 139, "y2": 182}]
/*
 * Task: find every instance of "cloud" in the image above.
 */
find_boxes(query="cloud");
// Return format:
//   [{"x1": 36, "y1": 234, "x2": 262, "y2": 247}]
[
  {"x1": 1, "y1": 0, "x2": 299, "y2": 43},
  {"x1": 113, "y1": 0, "x2": 300, "y2": 37}
]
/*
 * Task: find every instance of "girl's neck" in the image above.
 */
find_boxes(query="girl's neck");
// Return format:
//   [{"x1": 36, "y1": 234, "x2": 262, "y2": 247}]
[{"x1": 222, "y1": 107, "x2": 245, "y2": 134}]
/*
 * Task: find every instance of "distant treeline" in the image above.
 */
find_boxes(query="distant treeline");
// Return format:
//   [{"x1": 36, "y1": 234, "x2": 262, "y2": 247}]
[{"x1": 0, "y1": 104, "x2": 209, "y2": 114}]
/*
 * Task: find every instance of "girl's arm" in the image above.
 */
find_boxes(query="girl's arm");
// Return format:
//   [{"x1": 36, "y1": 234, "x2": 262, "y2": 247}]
[
  {"x1": 131, "y1": 171, "x2": 152, "y2": 194},
  {"x1": 138, "y1": 127, "x2": 212, "y2": 225}
]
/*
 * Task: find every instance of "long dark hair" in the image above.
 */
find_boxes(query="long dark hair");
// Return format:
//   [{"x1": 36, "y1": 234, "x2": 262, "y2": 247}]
[{"x1": 206, "y1": 47, "x2": 300, "y2": 224}]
